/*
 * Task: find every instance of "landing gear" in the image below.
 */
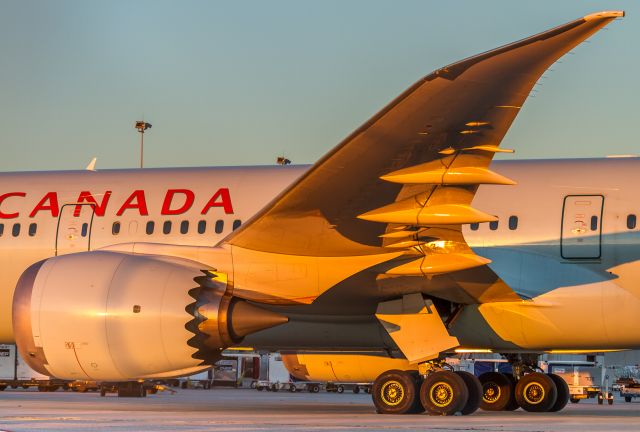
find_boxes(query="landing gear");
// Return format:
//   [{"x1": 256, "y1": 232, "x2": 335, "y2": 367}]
[
  {"x1": 371, "y1": 353, "x2": 574, "y2": 415},
  {"x1": 454, "y1": 371, "x2": 482, "y2": 415},
  {"x1": 515, "y1": 372, "x2": 557, "y2": 412},
  {"x1": 547, "y1": 373, "x2": 570, "y2": 412},
  {"x1": 478, "y1": 372, "x2": 518, "y2": 411},
  {"x1": 420, "y1": 370, "x2": 468, "y2": 416},
  {"x1": 372, "y1": 370, "x2": 423, "y2": 414}
]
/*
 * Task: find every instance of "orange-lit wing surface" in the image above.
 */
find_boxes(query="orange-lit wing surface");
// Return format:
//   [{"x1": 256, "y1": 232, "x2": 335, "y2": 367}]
[{"x1": 223, "y1": 12, "x2": 622, "y2": 304}]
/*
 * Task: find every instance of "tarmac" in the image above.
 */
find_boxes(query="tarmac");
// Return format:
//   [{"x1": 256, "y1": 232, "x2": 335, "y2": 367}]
[{"x1": 1, "y1": 387, "x2": 639, "y2": 432}]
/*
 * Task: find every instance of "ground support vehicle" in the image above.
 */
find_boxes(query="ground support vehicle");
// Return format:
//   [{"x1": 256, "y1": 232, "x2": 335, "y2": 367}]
[
  {"x1": 325, "y1": 382, "x2": 372, "y2": 394},
  {"x1": 0, "y1": 343, "x2": 68, "y2": 392},
  {"x1": 99, "y1": 381, "x2": 169, "y2": 397},
  {"x1": 619, "y1": 379, "x2": 640, "y2": 402},
  {"x1": 540, "y1": 362, "x2": 602, "y2": 403},
  {"x1": 66, "y1": 380, "x2": 99, "y2": 393}
]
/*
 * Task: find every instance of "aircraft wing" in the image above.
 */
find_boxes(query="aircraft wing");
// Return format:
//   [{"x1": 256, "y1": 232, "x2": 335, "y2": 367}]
[{"x1": 224, "y1": 11, "x2": 622, "y2": 303}]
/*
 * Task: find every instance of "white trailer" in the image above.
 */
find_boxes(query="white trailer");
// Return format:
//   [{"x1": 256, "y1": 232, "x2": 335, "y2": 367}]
[{"x1": 0, "y1": 344, "x2": 64, "y2": 391}]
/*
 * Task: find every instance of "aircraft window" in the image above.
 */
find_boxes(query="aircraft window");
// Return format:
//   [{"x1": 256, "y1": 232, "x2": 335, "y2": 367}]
[
  {"x1": 0, "y1": 224, "x2": 3, "y2": 236},
  {"x1": 508, "y1": 216, "x2": 518, "y2": 231},
  {"x1": 489, "y1": 221, "x2": 498, "y2": 231},
  {"x1": 470, "y1": 223, "x2": 479, "y2": 231},
  {"x1": 197, "y1": 220, "x2": 206, "y2": 234},
  {"x1": 180, "y1": 220, "x2": 189, "y2": 234},
  {"x1": 146, "y1": 221, "x2": 155, "y2": 235},
  {"x1": 590, "y1": 215, "x2": 598, "y2": 231},
  {"x1": 163, "y1": 221, "x2": 172, "y2": 234},
  {"x1": 627, "y1": 214, "x2": 636, "y2": 230},
  {"x1": 12, "y1": 223, "x2": 20, "y2": 237},
  {"x1": 232, "y1": 220, "x2": 242, "y2": 231},
  {"x1": 112, "y1": 222, "x2": 121, "y2": 235},
  {"x1": 81, "y1": 223, "x2": 88, "y2": 237},
  {"x1": 28, "y1": 223, "x2": 37, "y2": 237},
  {"x1": 215, "y1": 220, "x2": 224, "y2": 234}
]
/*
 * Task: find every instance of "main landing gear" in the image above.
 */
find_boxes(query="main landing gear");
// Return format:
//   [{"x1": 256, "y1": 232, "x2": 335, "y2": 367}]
[
  {"x1": 372, "y1": 368, "x2": 482, "y2": 416},
  {"x1": 372, "y1": 357, "x2": 570, "y2": 415}
]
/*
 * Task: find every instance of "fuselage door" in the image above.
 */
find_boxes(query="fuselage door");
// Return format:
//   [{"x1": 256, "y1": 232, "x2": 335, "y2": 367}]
[
  {"x1": 561, "y1": 195, "x2": 604, "y2": 259},
  {"x1": 55, "y1": 203, "x2": 95, "y2": 256}
]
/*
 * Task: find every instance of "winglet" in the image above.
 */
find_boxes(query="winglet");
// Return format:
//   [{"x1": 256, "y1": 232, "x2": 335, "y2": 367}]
[{"x1": 86, "y1": 157, "x2": 97, "y2": 171}]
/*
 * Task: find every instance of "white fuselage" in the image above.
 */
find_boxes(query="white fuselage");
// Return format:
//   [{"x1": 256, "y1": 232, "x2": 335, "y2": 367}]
[{"x1": 1, "y1": 158, "x2": 640, "y2": 351}]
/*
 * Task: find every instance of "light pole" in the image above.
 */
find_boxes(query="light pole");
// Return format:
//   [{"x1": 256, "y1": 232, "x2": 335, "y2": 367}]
[{"x1": 135, "y1": 121, "x2": 152, "y2": 168}]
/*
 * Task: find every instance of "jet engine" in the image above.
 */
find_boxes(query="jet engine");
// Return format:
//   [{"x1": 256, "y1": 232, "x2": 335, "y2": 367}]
[{"x1": 12, "y1": 251, "x2": 287, "y2": 381}]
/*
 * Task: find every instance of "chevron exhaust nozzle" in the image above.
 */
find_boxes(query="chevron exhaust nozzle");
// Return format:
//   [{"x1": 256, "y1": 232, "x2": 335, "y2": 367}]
[{"x1": 186, "y1": 271, "x2": 288, "y2": 363}]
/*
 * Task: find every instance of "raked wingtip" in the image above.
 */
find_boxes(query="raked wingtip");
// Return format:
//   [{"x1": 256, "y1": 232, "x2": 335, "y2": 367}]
[{"x1": 584, "y1": 10, "x2": 624, "y2": 21}]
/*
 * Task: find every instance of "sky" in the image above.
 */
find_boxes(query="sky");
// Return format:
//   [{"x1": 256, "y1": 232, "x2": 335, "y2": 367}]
[{"x1": 0, "y1": 0, "x2": 638, "y2": 171}]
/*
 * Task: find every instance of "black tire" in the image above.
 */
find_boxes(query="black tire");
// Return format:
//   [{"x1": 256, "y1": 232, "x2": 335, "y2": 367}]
[
  {"x1": 257, "y1": 386, "x2": 263, "y2": 391},
  {"x1": 503, "y1": 374, "x2": 520, "y2": 411},
  {"x1": 625, "y1": 396, "x2": 632, "y2": 403},
  {"x1": 288, "y1": 384, "x2": 296, "y2": 392},
  {"x1": 479, "y1": 372, "x2": 515, "y2": 411},
  {"x1": 353, "y1": 386, "x2": 360, "y2": 394},
  {"x1": 311, "y1": 385, "x2": 320, "y2": 393},
  {"x1": 337, "y1": 385, "x2": 344, "y2": 394},
  {"x1": 372, "y1": 370, "x2": 420, "y2": 415},
  {"x1": 570, "y1": 397, "x2": 580, "y2": 403},
  {"x1": 37, "y1": 385, "x2": 48, "y2": 392},
  {"x1": 420, "y1": 371, "x2": 469, "y2": 416},
  {"x1": 547, "y1": 373, "x2": 569, "y2": 412},
  {"x1": 100, "y1": 387, "x2": 107, "y2": 397},
  {"x1": 515, "y1": 372, "x2": 558, "y2": 412},
  {"x1": 0, "y1": 385, "x2": 6, "y2": 391},
  {"x1": 455, "y1": 371, "x2": 482, "y2": 415}
]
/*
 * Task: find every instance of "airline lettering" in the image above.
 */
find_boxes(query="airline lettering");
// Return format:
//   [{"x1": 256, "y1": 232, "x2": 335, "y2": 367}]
[{"x1": 0, "y1": 188, "x2": 234, "y2": 219}]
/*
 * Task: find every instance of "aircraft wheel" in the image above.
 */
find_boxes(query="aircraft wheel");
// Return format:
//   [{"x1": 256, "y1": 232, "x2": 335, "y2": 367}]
[
  {"x1": 455, "y1": 371, "x2": 482, "y2": 415},
  {"x1": 420, "y1": 370, "x2": 468, "y2": 416},
  {"x1": 503, "y1": 374, "x2": 520, "y2": 411},
  {"x1": 515, "y1": 372, "x2": 557, "y2": 412},
  {"x1": 547, "y1": 373, "x2": 569, "y2": 412},
  {"x1": 372, "y1": 370, "x2": 420, "y2": 415},
  {"x1": 479, "y1": 372, "x2": 516, "y2": 411}
]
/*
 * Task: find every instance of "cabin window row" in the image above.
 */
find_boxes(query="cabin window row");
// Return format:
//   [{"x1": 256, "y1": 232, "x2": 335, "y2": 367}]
[
  {"x1": 0, "y1": 223, "x2": 38, "y2": 237},
  {"x1": 112, "y1": 219, "x2": 242, "y2": 235},
  {"x1": 469, "y1": 216, "x2": 519, "y2": 231}
]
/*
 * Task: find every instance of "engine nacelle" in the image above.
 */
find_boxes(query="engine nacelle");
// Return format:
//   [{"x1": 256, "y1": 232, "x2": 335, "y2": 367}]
[
  {"x1": 13, "y1": 251, "x2": 287, "y2": 381},
  {"x1": 282, "y1": 352, "x2": 416, "y2": 383}
]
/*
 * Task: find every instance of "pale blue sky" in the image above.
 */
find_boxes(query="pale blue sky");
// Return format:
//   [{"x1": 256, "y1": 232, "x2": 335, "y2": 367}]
[{"x1": 0, "y1": 1, "x2": 637, "y2": 171}]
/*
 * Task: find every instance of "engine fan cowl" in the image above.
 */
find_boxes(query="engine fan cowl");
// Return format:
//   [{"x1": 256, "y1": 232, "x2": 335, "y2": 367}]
[{"x1": 12, "y1": 251, "x2": 287, "y2": 381}]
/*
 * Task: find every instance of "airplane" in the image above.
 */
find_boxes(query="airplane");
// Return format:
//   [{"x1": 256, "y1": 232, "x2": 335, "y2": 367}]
[{"x1": 0, "y1": 10, "x2": 632, "y2": 415}]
